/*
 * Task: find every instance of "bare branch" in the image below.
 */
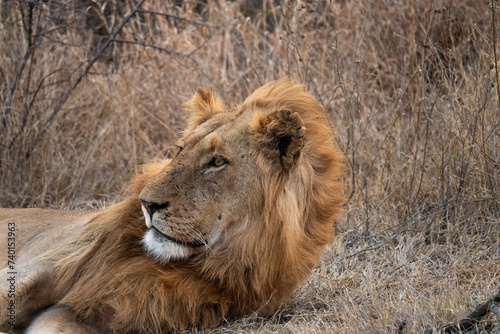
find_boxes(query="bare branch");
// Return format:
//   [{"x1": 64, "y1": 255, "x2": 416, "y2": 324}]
[
  {"x1": 112, "y1": 38, "x2": 178, "y2": 56},
  {"x1": 1, "y1": 3, "x2": 37, "y2": 130},
  {"x1": 137, "y1": 9, "x2": 219, "y2": 28},
  {"x1": 491, "y1": 0, "x2": 500, "y2": 113},
  {"x1": 42, "y1": 0, "x2": 147, "y2": 131},
  {"x1": 439, "y1": 291, "x2": 500, "y2": 334}
]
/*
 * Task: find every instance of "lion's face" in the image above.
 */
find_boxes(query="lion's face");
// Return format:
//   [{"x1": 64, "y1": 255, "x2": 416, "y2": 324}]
[{"x1": 139, "y1": 110, "x2": 265, "y2": 262}]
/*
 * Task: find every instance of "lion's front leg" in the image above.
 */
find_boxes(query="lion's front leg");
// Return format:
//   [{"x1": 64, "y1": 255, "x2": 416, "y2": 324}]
[
  {"x1": 26, "y1": 305, "x2": 101, "y2": 334},
  {"x1": 0, "y1": 268, "x2": 56, "y2": 332}
]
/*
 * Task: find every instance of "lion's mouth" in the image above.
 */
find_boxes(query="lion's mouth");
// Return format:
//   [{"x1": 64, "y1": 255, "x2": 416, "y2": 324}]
[{"x1": 150, "y1": 226, "x2": 206, "y2": 248}]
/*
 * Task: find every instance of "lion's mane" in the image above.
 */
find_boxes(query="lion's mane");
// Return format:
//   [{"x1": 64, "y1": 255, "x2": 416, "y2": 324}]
[{"x1": 49, "y1": 79, "x2": 346, "y2": 332}]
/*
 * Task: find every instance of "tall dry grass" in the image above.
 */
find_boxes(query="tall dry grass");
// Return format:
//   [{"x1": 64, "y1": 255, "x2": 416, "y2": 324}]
[{"x1": 1, "y1": 0, "x2": 499, "y2": 332}]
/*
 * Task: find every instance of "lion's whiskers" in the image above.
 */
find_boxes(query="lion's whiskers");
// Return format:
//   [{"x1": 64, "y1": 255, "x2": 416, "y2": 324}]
[{"x1": 173, "y1": 221, "x2": 212, "y2": 251}]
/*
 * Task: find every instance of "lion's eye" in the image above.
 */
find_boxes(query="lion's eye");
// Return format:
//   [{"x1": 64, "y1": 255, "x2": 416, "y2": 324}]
[
  {"x1": 214, "y1": 157, "x2": 225, "y2": 167},
  {"x1": 207, "y1": 156, "x2": 226, "y2": 168}
]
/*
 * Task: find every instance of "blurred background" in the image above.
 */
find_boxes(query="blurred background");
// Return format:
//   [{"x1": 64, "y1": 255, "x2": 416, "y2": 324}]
[{"x1": 1, "y1": 1, "x2": 499, "y2": 332}]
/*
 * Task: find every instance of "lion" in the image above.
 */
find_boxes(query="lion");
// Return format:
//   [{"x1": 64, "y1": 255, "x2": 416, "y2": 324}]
[{"x1": 0, "y1": 78, "x2": 345, "y2": 333}]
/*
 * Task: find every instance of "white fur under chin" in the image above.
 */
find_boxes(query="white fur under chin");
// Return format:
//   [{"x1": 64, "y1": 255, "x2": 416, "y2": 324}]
[{"x1": 142, "y1": 229, "x2": 187, "y2": 263}]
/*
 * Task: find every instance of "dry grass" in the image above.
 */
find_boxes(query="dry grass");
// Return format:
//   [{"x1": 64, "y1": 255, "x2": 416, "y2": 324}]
[{"x1": 1, "y1": 0, "x2": 499, "y2": 333}]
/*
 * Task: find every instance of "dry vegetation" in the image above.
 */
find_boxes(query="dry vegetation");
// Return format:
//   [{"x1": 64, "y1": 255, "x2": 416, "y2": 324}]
[{"x1": 1, "y1": 0, "x2": 499, "y2": 333}]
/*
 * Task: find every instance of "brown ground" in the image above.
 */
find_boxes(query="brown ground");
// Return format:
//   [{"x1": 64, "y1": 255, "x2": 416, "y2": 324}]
[{"x1": 1, "y1": 1, "x2": 499, "y2": 333}]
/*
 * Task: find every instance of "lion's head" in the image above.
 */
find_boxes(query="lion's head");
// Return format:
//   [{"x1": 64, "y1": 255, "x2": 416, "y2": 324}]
[
  {"x1": 139, "y1": 88, "x2": 311, "y2": 263},
  {"x1": 138, "y1": 79, "x2": 345, "y2": 293}
]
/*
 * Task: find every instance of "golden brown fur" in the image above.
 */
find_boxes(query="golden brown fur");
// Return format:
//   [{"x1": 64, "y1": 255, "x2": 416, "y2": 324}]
[{"x1": 0, "y1": 79, "x2": 345, "y2": 333}]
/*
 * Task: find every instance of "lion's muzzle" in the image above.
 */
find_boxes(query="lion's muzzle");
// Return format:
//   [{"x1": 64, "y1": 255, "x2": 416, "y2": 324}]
[{"x1": 140, "y1": 199, "x2": 169, "y2": 228}]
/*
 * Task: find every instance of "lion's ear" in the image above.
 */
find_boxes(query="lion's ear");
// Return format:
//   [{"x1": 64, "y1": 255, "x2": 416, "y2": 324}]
[
  {"x1": 252, "y1": 109, "x2": 306, "y2": 172},
  {"x1": 184, "y1": 87, "x2": 224, "y2": 128}
]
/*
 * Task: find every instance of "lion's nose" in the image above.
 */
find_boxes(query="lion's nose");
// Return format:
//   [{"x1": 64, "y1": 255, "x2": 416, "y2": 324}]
[{"x1": 140, "y1": 200, "x2": 169, "y2": 216}]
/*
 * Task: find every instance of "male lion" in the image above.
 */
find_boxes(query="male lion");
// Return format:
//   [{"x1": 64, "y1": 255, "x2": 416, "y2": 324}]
[{"x1": 0, "y1": 79, "x2": 345, "y2": 333}]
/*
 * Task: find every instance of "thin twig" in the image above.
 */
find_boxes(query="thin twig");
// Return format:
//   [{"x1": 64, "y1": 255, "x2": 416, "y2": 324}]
[
  {"x1": 4, "y1": 47, "x2": 31, "y2": 119},
  {"x1": 278, "y1": 7, "x2": 323, "y2": 106},
  {"x1": 412, "y1": 98, "x2": 437, "y2": 204},
  {"x1": 0, "y1": 65, "x2": 8, "y2": 88},
  {"x1": 42, "y1": 0, "x2": 147, "y2": 131},
  {"x1": 1, "y1": 2, "x2": 36, "y2": 129},
  {"x1": 455, "y1": 86, "x2": 488, "y2": 203},
  {"x1": 137, "y1": 9, "x2": 219, "y2": 28},
  {"x1": 113, "y1": 38, "x2": 179, "y2": 56},
  {"x1": 491, "y1": 0, "x2": 500, "y2": 113},
  {"x1": 112, "y1": 38, "x2": 222, "y2": 90},
  {"x1": 6, "y1": 69, "x2": 69, "y2": 149}
]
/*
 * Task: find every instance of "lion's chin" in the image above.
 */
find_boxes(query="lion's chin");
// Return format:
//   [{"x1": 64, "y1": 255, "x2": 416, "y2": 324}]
[{"x1": 142, "y1": 229, "x2": 189, "y2": 263}]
